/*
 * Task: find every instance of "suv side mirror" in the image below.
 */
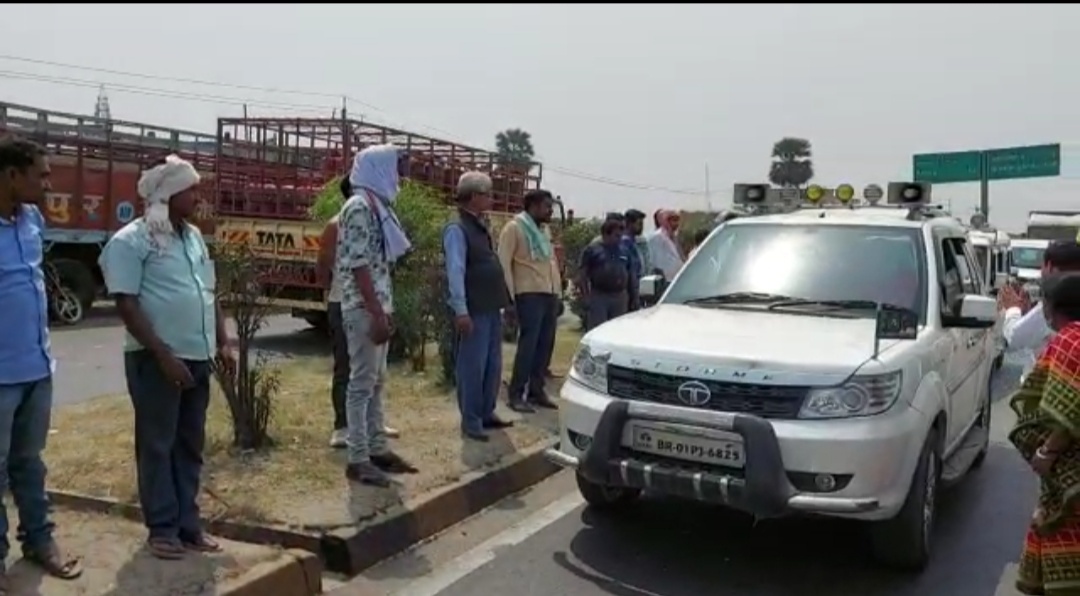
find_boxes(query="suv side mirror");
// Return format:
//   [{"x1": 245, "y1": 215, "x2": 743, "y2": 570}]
[
  {"x1": 639, "y1": 274, "x2": 667, "y2": 302},
  {"x1": 942, "y1": 294, "x2": 997, "y2": 329}
]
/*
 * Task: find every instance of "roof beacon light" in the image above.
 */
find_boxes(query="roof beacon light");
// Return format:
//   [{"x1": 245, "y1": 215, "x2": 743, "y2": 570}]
[
  {"x1": 863, "y1": 184, "x2": 884, "y2": 206},
  {"x1": 835, "y1": 184, "x2": 855, "y2": 203},
  {"x1": 805, "y1": 184, "x2": 824, "y2": 203}
]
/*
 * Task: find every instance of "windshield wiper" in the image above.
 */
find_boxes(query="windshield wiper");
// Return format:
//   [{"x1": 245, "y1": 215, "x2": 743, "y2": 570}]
[
  {"x1": 684, "y1": 292, "x2": 799, "y2": 306},
  {"x1": 767, "y1": 299, "x2": 912, "y2": 312}
]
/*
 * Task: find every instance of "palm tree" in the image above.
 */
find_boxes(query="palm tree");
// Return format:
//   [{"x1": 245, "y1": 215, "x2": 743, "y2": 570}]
[
  {"x1": 495, "y1": 128, "x2": 535, "y2": 170},
  {"x1": 768, "y1": 137, "x2": 814, "y2": 188}
]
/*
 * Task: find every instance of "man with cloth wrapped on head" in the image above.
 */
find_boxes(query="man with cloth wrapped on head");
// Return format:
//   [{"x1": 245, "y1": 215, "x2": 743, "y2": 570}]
[
  {"x1": 99, "y1": 155, "x2": 235, "y2": 560},
  {"x1": 336, "y1": 144, "x2": 418, "y2": 487}
]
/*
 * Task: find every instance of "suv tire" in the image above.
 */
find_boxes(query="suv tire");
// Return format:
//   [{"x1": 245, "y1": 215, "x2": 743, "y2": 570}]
[
  {"x1": 576, "y1": 472, "x2": 641, "y2": 510},
  {"x1": 870, "y1": 428, "x2": 939, "y2": 571}
]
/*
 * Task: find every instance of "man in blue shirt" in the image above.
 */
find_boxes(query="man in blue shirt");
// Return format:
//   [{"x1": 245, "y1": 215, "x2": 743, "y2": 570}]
[
  {"x1": 99, "y1": 155, "x2": 234, "y2": 560},
  {"x1": 621, "y1": 209, "x2": 647, "y2": 310},
  {"x1": 443, "y1": 172, "x2": 513, "y2": 442},
  {"x1": 0, "y1": 135, "x2": 83, "y2": 586},
  {"x1": 578, "y1": 218, "x2": 634, "y2": 330}
]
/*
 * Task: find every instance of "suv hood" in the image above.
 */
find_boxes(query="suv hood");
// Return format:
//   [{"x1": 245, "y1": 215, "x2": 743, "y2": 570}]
[{"x1": 586, "y1": 304, "x2": 902, "y2": 386}]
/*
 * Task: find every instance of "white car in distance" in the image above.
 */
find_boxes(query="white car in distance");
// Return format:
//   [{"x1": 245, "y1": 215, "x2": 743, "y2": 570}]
[{"x1": 545, "y1": 182, "x2": 998, "y2": 571}]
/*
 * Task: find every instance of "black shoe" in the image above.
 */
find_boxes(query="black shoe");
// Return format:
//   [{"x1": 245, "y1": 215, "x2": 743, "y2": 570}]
[
  {"x1": 345, "y1": 462, "x2": 391, "y2": 487},
  {"x1": 483, "y1": 416, "x2": 514, "y2": 429},
  {"x1": 371, "y1": 451, "x2": 419, "y2": 474},
  {"x1": 508, "y1": 400, "x2": 535, "y2": 414},
  {"x1": 463, "y1": 429, "x2": 490, "y2": 442},
  {"x1": 531, "y1": 395, "x2": 559, "y2": 410}
]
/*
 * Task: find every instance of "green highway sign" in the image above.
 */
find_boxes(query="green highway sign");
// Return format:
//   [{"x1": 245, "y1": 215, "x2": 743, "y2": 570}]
[
  {"x1": 913, "y1": 143, "x2": 1060, "y2": 184},
  {"x1": 985, "y1": 144, "x2": 1060, "y2": 180}
]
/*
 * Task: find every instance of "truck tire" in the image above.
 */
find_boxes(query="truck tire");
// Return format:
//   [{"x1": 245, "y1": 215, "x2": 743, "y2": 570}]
[
  {"x1": 869, "y1": 428, "x2": 940, "y2": 571},
  {"x1": 301, "y1": 311, "x2": 330, "y2": 335},
  {"x1": 51, "y1": 258, "x2": 96, "y2": 315},
  {"x1": 576, "y1": 472, "x2": 641, "y2": 511}
]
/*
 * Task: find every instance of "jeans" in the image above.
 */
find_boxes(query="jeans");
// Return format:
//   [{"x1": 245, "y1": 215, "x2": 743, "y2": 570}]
[
  {"x1": 124, "y1": 350, "x2": 211, "y2": 541},
  {"x1": 0, "y1": 377, "x2": 54, "y2": 559},
  {"x1": 508, "y1": 293, "x2": 558, "y2": 403},
  {"x1": 455, "y1": 311, "x2": 502, "y2": 433},
  {"x1": 342, "y1": 307, "x2": 388, "y2": 464},
  {"x1": 328, "y1": 302, "x2": 349, "y2": 431},
  {"x1": 585, "y1": 291, "x2": 628, "y2": 331}
]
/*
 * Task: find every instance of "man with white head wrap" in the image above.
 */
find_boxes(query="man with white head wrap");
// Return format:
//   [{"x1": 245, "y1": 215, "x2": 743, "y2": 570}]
[
  {"x1": 337, "y1": 144, "x2": 417, "y2": 486},
  {"x1": 99, "y1": 154, "x2": 235, "y2": 559}
]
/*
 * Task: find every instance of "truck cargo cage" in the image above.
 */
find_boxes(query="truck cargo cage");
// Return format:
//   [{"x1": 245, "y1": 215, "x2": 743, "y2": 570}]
[
  {"x1": 216, "y1": 117, "x2": 542, "y2": 221},
  {"x1": 0, "y1": 101, "x2": 218, "y2": 174}
]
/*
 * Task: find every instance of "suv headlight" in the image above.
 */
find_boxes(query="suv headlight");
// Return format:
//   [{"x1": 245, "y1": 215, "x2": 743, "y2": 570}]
[
  {"x1": 570, "y1": 343, "x2": 609, "y2": 394},
  {"x1": 798, "y1": 371, "x2": 903, "y2": 420}
]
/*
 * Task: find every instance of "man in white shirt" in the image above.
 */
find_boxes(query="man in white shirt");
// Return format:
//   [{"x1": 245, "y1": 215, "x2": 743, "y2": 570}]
[
  {"x1": 645, "y1": 209, "x2": 684, "y2": 280},
  {"x1": 1000, "y1": 240, "x2": 1080, "y2": 380}
]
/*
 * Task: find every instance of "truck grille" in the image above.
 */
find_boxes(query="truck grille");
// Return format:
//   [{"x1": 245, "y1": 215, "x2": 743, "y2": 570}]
[{"x1": 607, "y1": 365, "x2": 809, "y2": 419}]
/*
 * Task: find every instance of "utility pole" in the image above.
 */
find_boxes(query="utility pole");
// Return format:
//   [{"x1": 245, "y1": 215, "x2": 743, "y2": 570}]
[{"x1": 704, "y1": 163, "x2": 712, "y2": 211}]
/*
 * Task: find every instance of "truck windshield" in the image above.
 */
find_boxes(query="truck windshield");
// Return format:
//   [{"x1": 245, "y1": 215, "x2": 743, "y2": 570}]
[
  {"x1": 663, "y1": 224, "x2": 928, "y2": 321},
  {"x1": 1011, "y1": 247, "x2": 1045, "y2": 270}
]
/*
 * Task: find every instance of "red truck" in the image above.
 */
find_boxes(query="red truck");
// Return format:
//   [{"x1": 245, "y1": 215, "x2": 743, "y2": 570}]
[
  {"x1": 0, "y1": 101, "x2": 218, "y2": 323},
  {"x1": 213, "y1": 114, "x2": 553, "y2": 330}
]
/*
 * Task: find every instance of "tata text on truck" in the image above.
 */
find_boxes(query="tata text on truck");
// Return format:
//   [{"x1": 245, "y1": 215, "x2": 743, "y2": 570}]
[
  {"x1": 213, "y1": 116, "x2": 546, "y2": 330},
  {"x1": 545, "y1": 181, "x2": 998, "y2": 571},
  {"x1": 0, "y1": 101, "x2": 217, "y2": 324}
]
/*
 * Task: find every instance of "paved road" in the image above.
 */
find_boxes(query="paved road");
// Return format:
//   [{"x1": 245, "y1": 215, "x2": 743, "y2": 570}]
[
  {"x1": 49, "y1": 307, "x2": 327, "y2": 405},
  {"x1": 346, "y1": 356, "x2": 1036, "y2": 596}
]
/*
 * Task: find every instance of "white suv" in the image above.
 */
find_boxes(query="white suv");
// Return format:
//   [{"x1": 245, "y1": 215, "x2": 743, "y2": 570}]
[{"x1": 545, "y1": 183, "x2": 999, "y2": 571}]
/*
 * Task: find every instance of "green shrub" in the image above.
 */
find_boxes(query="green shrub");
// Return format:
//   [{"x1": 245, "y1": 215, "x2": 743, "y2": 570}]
[{"x1": 310, "y1": 178, "x2": 453, "y2": 372}]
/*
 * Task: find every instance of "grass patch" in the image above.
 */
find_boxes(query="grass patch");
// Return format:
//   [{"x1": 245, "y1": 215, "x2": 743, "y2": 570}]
[{"x1": 45, "y1": 328, "x2": 580, "y2": 529}]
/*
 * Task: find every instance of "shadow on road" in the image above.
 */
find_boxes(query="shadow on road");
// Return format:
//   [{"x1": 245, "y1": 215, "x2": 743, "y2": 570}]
[{"x1": 555, "y1": 444, "x2": 1032, "y2": 596}]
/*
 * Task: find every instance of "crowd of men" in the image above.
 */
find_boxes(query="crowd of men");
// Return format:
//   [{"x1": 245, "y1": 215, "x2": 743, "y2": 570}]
[{"x1": 0, "y1": 134, "x2": 733, "y2": 586}]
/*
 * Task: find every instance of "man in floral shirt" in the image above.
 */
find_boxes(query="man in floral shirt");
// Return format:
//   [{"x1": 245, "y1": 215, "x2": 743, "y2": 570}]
[{"x1": 336, "y1": 145, "x2": 417, "y2": 486}]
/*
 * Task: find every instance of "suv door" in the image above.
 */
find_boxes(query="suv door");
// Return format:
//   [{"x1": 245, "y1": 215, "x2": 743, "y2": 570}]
[{"x1": 939, "y1": 236, "x2": 984, "y2": 444}]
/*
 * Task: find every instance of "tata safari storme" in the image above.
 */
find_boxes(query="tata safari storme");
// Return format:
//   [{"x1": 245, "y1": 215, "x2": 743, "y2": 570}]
[{"x1": 545, "y1": 182, "x2": 999, "y2": 571}]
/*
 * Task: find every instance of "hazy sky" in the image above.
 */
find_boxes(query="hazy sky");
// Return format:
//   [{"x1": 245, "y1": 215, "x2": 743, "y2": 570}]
[{"x1": 3, "y1": 3, "x2": 1080, "y2": 230}]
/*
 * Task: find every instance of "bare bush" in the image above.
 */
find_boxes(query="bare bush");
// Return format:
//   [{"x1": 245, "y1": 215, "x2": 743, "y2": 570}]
[{"x1": 210, "y1": 243, "x2": 281, "y2": 450}]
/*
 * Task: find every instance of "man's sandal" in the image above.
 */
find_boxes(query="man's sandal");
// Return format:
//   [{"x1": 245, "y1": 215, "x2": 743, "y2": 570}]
[
  {"x1": 181, "y1": 533, "x2": 223, "y2": 553},
  {"x1": 146, "y1": 537, "x2": 186, "y2": 560},
  {"x1": 24, "y1": 542, "x2": 83, "y2": 579}
]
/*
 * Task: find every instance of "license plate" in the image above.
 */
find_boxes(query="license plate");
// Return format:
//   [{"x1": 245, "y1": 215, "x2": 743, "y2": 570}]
[{"x1": 626, "y1": 423, "x2": 745, "y2": 468}]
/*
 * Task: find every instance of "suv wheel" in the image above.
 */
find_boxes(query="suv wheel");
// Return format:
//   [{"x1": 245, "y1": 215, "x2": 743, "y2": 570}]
[
  {"x1": 870, "y1": 428, "x2": 939, "y2": 571},
  {"x1": 576, "y1": 472, "x2": 641, "y2": 510}
]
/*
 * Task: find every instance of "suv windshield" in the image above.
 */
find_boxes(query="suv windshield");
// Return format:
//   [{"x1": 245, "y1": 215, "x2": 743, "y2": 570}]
[
  {"x1": 1011, "y1": 246, "x2": 1045, "y2": 270},
  {"x1": 663, "y1": 223, "x2": 928, "y2": 321}
]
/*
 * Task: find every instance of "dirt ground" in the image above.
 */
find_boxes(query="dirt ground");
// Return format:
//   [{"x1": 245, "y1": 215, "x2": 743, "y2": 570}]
[
  {"x1": 5, "y1": 509, "x2": 281, "y2": 596},
  {"x1": 44, "y1": 329, "x2": 579, "y2": 531}
]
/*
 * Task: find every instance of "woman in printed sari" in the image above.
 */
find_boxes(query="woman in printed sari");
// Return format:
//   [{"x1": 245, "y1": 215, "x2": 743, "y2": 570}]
[{"x1": 1010, "y1": 271, "x2": 1080, "y2": 595}]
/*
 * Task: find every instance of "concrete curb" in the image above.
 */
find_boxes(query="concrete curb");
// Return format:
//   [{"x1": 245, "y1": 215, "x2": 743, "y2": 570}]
[
  {"x1": 47, "y1": 437, "x2": 561, "y2": 577},
  {"x1": 320, "y1": 438, "x2": 561, "y2": 576},
  {"x1": 219, "y1": 549, "x2": 322, "y2": 596}
]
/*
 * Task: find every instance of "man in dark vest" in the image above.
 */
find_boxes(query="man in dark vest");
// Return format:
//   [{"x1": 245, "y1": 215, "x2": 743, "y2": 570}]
[{"x1": 443, "y1": 172, "x2": 515, "y2": 442}]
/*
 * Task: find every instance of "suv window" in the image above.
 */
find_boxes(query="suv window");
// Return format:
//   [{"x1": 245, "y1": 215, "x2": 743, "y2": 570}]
[
  {"x1": 663, "y1": 223, "x2": 929, "y2": 321},
  {"x1": 939, "y1": 237, "x2": 979, "y2": 316}
]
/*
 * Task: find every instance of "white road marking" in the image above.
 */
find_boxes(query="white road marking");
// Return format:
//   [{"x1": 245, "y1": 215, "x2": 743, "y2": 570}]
[
  {"x1": 391, "y1": 491, "x2": 585, "y2": 596},
  {"x1": 993, "y1": 562, "x2": 1022, "y2": 596}
]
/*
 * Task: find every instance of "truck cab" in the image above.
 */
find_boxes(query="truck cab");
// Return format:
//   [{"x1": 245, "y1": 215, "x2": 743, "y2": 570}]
[{"x1": 545, "y1": 182, "x2": 998, "y2": 572}]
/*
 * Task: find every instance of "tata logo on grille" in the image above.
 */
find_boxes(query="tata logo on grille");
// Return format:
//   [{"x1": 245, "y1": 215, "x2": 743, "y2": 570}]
[{"x1": 676, "y1": 381, "x2": 712, "y2": 407}]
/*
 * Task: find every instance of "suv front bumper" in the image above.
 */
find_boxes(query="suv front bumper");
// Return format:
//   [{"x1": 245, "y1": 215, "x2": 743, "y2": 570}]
[{"x1": 548, "y1": 382, "x2": 926, "y2": 519}]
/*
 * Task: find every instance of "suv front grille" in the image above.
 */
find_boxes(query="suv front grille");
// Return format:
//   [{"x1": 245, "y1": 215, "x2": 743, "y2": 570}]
[{"x1": 607, "y1": 365, "x2": 809, "y2": 419}]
